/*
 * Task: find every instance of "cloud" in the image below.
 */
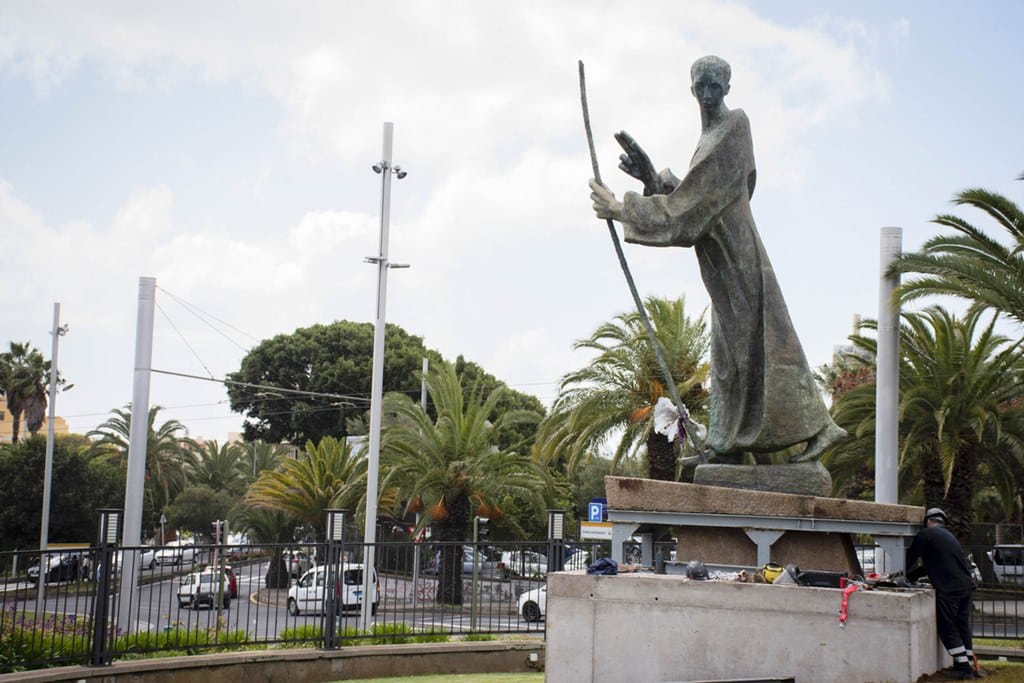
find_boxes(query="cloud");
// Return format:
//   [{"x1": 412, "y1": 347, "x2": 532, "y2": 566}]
[{"x1": 0, "y1": 1, "x2": 903, "y2": 436}]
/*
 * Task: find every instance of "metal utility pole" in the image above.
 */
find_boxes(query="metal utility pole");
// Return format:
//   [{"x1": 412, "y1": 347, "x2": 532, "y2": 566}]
[
  {"x1": 875, "y1": 228, "x2": 902, "y2": 505},
  {"x1": 874, "y1": 228, "x2": 902, "y2": 575},
  {"x1": 37, "y1": 302, "x2": 67, "y2": 611},
  {"x1": 117, "y1": 276, "x2": 156, "y2": 631},
  {"x1": 360, "y1": 122, "x2": 408, "y2": 630}
]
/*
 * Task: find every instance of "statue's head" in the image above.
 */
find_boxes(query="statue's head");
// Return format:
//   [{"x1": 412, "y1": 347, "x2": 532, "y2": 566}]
[{"x1": 690, "y1": 55, "x2": 731, "y2": 108}]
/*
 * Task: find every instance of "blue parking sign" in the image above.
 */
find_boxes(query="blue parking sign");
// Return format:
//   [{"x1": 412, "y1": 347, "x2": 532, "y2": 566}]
[{"x1": 588, "y1": 502, "x2": 605, "y2": 522}]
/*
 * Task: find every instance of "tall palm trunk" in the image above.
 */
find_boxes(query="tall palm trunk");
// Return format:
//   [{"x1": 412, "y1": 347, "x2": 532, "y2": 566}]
[
  {"x1": 435, "y1": 495, "x2": 471, "y2": 605},
  {"x1": 8, "y1": 403, "x2": 22, "y2": 444}
]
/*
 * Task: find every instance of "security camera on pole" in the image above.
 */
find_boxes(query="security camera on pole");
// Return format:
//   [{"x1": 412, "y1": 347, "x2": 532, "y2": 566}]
[{"x1": 360, "y1": 122, "x2": 408, "y2": 631}]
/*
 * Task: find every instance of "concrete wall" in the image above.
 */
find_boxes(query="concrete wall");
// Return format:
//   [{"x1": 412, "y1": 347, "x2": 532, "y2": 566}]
[
  {"x1": 545, "y1": 572, "x2": 946, "y2": 683},
  {"x1": 0, "y1": 641, "x2": 545, "y2": 683}
]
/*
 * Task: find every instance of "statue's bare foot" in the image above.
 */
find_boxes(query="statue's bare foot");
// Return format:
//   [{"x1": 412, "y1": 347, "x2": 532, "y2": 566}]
[{"x1": 791, "y1": 422, "x2": 847, "y2": 463}]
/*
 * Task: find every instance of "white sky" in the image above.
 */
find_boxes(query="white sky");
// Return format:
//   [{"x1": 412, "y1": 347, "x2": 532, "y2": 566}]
[{"x1": 2, "y1": 1, "x2": 1022, "y2": 442}]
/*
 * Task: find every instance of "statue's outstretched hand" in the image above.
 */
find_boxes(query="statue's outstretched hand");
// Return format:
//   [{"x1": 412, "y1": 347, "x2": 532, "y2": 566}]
[
  {"x1": 589, "y1": 179, "x2": 623, "y2": 221},
  {"x1": 615, "y1": 131, "x2": 658, "y2": 195}
]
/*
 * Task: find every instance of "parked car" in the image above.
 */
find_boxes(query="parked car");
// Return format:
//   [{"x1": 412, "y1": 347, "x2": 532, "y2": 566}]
[
  {"x1": 27, "y1": 552, "x2": 86, "y2": 583},
  {"x1": 283, "y1": 549, "x2": 316, "y2": 577},
  {"x1": 286, "y1": 564, "x2": 379, "y2": 616},
  {"x1": 517, "y1": 585, "x2": 546, "y2": 623},
  {"x1": 501, "y1": 550, "x2": 547, "y2": 578},
  {"x1": 156, "y1": 539, "x2": 197, "y2": 566},
  {"x1": 425, "y1": 546, "x2": 505, "y2": 577},
  {"x1": 177, "y1": 570, "x2": 232, "y2": 610},
  {"x1": 565, "y1": 549, "x2": 590, "y2": 570},
  {"x1": 987, "y1": 545, "x2": 1024, "y2": 585},
  {"x1": 89, "y1": 547, "x2": 159, "y2": 580}
]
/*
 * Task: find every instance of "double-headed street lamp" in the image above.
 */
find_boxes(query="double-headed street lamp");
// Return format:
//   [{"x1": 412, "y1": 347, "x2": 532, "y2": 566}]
[{"x1": 360, "y1": 122, "x2": 408, "y2": 631}]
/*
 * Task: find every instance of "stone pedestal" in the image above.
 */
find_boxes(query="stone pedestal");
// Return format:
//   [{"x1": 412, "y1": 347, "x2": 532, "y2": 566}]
[{"x1": 604, "y1": 476, "x2": 923, "y2": 574}]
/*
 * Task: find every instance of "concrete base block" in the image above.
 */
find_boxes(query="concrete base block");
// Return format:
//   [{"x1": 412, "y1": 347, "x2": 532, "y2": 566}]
[{"x1": 545, "y1": 572, "x2": 946, "y2": 683}]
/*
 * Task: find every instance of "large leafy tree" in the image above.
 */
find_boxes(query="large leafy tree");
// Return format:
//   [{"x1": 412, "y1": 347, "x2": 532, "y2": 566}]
[
  {"x1": 244, "y1": 435, "x2": 367, "y2": 539},
  {"x1": 226, "y1": 321, "x2": 443, "y2": 445},
  {"x1": 381, "y1": 363, "x2": 553, "y2": 605},
  {"x1": 889, "y1": 176, "x2": 1024, "y2": 323},
  {"x1": 0, "y1": 342, "x2": 52, "y2": 443},
  {"x1": 86, "y1": 405, "x2": 193, "y2": 530},
  {"x1": 163, "y1": 485, "x2": 235, "y2": 538},
  {"x1": 0, "y1": 435, "x2": 124, "y2": 550},
  {"x1": 535, "y1": 296, "x2": 710, "y2": 481},
  {"x1": 826, "y1": 307, "x2": 1024, "y2": 542}
]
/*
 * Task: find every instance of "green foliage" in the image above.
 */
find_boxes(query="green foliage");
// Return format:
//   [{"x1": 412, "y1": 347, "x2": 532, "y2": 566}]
[
  {"x1": 0, "y1": 435, "x2": 123, "y2": 551},
  {"x1": 86, "y1": 405, "x2": 193, "y2": 534},
  {"x1": 0, "y1": 609, "x2": 92, "y2": 672},
  {"x1": 381, "y1": 363, "x2": 554, "y2": 604},
  {"x1": 536, "y1": 295, "x2": 709, "y2": 480},
  {"x1": 163, "y1": 486, "x2": 236, "y2": 537},
  {"x1": 0, "y1": 341, "x2": 60, "y2": 443},
  {"x1": 245, "y1": 435, "x2": 366, "y2": 537},
  {"x1": 463, "y1": 631, "x2": 496, "y2": 641},
  {"x1": 277, "y1": 623, "x2": 322, "y2": 647},
  {"x1": 891, "y1": 179, "x2": 1024, "y2": 326},
  {"x1": 226, "y1": 321, "x2": 546, "y2": 449},
  {"x1": 227, "y1": 320, "x2": 443, "y2": 444},
  {"x1": 452, "y1": 356, "x2": 546, "y2": 454},
  {"x1": 826, "y1": 307, "x2": 1024, "y2": 540},
  {"x1": 185, "y1": 440, "x2": 248, "y2": 496}
]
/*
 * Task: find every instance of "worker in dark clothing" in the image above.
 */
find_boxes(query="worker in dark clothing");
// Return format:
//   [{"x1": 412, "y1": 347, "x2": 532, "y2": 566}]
[{"x1": 906, "y1": 507, "x2": 979, "y2": 679}]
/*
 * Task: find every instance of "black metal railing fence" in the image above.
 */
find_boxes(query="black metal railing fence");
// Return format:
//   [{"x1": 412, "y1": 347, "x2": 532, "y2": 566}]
[{"x1": 0, "y1": 538, "x2": 578, "y2": 672}]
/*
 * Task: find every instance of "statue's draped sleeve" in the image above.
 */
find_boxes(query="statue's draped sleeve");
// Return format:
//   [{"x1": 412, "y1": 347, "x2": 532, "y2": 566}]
[{"x1": 619, "y1": 111, "x2": 754, "y2": 247}]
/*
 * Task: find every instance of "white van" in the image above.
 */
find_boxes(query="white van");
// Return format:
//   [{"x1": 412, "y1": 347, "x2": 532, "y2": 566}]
[
  {"x1": 286, "y1": 564, "x2": 379, "y2": 616},
  {"x1": 987, "y1": 545, "x2": 1024, "y2": 585}
]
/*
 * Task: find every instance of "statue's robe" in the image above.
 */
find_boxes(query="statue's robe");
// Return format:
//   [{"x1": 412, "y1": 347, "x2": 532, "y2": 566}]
[{"x1": 620, "y1": 109, "x2": 835, "y2": 455}]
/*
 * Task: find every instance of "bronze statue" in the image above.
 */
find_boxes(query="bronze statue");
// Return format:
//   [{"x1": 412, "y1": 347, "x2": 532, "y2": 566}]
[{"x1": 588, "y1": 55, "x2": 845, "y2": 463}]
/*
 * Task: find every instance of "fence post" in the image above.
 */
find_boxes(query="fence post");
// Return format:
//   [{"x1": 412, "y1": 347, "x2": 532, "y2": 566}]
[
  {"x1": 548, "y1": 510, "x2": 566, "y2": 574},
  {"x1": 322, "y1": 510, "x2": 346, "y2": 650},
  {"x1": 90, "y1": 508, "x2": 121, "y2": 667}
]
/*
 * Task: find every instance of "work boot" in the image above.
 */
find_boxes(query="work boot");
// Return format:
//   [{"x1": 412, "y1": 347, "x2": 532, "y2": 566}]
[{"x1": 950, "y1": 662, "x2": 975, "y2": 679}]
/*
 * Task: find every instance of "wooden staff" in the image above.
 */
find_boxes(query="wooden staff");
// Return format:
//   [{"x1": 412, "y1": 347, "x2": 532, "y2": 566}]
[{"x1": 578, "y1": 60, "x2": 709, "y2": 462}]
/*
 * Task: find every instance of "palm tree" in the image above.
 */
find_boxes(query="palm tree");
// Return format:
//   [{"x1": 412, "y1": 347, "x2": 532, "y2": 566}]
[
  {"x1": 826, "y1": 307, "x2": 1024, "y2": 541},
  {"x1": 244, "y1": 436, "x2": 366, "y2": 539},
  {"x1": 240, "y1": 440, "x2": 295, "y2": 485},
  {"x1": 185, "y1": 439, "x2": 247, "y2": 496},
  {"x1": 233, "y1": 506, "x2": 303, "y2": 588},
  {"x1": 890, "y1": 179, "x2": 1024, "y2": 324},
  {"x1": 0, "y1": 341, "x2": 51, "y2": 443},
  {"x1": 381, "y1": 363, "x2": 552, "y2": 605},
  {"x1": 86, "y1": 405, "x2": 192, "y2": 518},
  {"x1": 535, "y1": 295, "x2": 709, "y2": 481}
]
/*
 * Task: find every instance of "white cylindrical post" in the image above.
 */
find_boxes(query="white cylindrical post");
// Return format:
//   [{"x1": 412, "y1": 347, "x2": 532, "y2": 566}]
[
  {"x1": 117, "y1": 276, "x2": 156, "y2": 631},
  {"x1": 360, "y1": 123, "x2": 395, "y2": 631},
  {"x1": 37, "y1": 302, "x2": 62, "y2": 611},
  {"x1": 875, "y1": 227, "x2": 902, "y2": 508}
]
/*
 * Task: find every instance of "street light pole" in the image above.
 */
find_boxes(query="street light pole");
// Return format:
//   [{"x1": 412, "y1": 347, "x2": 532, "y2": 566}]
[{"x1": 360, "y1": 122, "x2": 408, "y2": 631}]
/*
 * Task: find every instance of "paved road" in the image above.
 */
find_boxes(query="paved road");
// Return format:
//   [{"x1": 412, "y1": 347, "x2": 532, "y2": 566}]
[{"x1": 5, "y1": 559, "x2": 544, "y2": 639}]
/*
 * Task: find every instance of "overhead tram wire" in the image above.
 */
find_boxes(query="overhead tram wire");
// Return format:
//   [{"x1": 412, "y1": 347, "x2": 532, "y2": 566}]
[
  {"x1": 156, "y1": 285, "x2": 261, "y2": 351},
  {"x1": 156, "y1": 302, "x2": 217, "y2": 379},
  {"x1": 150, "y1": 368, "x2": 371, "y2": 404}
]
